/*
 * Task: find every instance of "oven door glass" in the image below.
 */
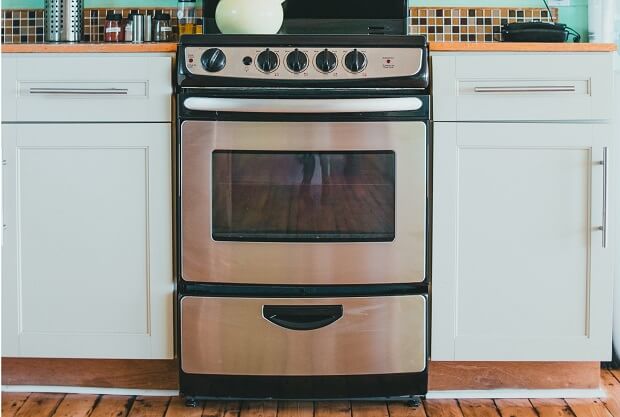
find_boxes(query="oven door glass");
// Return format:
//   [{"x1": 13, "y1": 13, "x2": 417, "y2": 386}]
[
  {"x1": 212, "y1": 151, "x2": 395, "y2": 243},
  {"x1": 181, "y1": 120, "x2": 426, "y2": 285}
]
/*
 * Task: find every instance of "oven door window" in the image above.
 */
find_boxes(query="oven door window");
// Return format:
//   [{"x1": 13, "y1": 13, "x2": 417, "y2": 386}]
[{"x1": 212, "y1": 151, "x2": 395, "y2": 242}]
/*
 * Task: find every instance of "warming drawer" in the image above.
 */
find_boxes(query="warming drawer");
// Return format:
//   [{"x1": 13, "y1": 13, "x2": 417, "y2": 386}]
[{"x1": 180, "y1": 295, "x2": 427, "y2": 376}]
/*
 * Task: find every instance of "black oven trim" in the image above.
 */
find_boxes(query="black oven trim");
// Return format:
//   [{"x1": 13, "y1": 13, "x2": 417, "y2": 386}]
[
  {"x1": 179, "y1": 370, "x2": 428, "y2": 400},
  {"x1": 180, "y1": 282, "x2": 429, "y2": 297}
]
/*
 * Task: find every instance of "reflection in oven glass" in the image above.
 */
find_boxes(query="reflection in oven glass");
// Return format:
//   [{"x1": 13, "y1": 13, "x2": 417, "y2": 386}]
[{"x1": 212, "y1": 151, "x2": 396, "y2": 242}]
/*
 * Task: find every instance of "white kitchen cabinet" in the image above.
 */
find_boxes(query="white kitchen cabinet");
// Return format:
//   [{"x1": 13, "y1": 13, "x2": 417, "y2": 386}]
[
  {"x1": 1, "y1": 123, "x2": 173, "y2": 358},
  {"x1": 1, "y1": 54, "x2": 171, "y2": 122},
  {"x1": 432, "y1": 52, "x2": 614, "y2": 122},
  {"x1": 432, "y1": 122, "x2": 614, "y2": 360}
]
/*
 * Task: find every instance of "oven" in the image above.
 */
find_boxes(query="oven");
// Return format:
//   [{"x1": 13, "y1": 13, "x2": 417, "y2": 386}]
[
  {"x1": 180, "y1": 99, "x2": 427, "y2": 285},
  {"x1": 176, "y1": 34, "x2": 430, "y2": 402}
]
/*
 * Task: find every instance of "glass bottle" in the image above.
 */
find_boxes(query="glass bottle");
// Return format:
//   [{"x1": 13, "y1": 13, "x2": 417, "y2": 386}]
[
  {"x1": 104, "y1": 12, "x2": 124, "y2": 42},
  {"x1": 177, "y1": 0, "x2": 196, "y2": 36},
  {"x1": 153, "y1": 12, "x2": 173, "y2": 41},
  {"x1": 125, "y1": 12, "x2": 136, "y2": 42}
]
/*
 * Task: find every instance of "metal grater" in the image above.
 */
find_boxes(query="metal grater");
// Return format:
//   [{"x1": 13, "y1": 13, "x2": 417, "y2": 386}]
[{"x1": 44, "y1": 0, "x2": 83, "y2": 42}]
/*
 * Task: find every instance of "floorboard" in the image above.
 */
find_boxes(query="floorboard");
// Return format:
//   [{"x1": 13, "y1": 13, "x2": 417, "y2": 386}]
[
  {"x1": 14, "y1": 393, "x2": 65, "y2": 417},
  {"x1": 51, "y1": 394, "x2": 98, "y2": 417},
  {"x1": 314, "y1": 402, "x2": 352, "y2": 417},
  {"x1": 494, "y1": 399, "x2": 538, "y2": 417},
  {"x1": 2, "y1": 393, "x2": 31, "y2": 417},
  {"x1": 530, "y1": 399, "x2": 576, "y2": 417},
  {"x1": 87, "y1": 396, "x2": 132, "y2": 417},
  {"x1": 202, "y1": 401, "x2": 228, "y2": 417},
  {"x1": 387, "y1": 401, "x2": 427, "y2": 417},
  {"x1": 351, "y1": 402, "x2": 389, "y2": 417},
  {"x1": 566, "y1": 399, "x2": 614, "y2": 417},
  {"x1": 126, "y1": 397, "x2": 170, "y2": 417},
  {"x1": 223, "y1": 401, "x2": 242, "y2": 417},
  {"x1": 163, "y1": 396, "x2": 203, "y2": 417},
  {"x1": 239, "y1": 401, "x2": 277, "y2": 417},
  {"x1": 424, "y1": 400, "x2": 464, "y2": 417},
  {"x1": 276, "y1": 402, "x2": 313, "y2": 417},
  {"x1": 601, "y1": 370, "x2": 620, "y2": 417},
  {"x1": 458, "y1": 399, "x2": 501, "y2": 417}
]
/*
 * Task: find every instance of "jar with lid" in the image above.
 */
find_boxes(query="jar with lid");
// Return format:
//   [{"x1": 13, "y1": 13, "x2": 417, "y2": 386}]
[
  {"x1": 177, "y1": 0, "x2": 196, "y2": 35},
  {"x1": 153, "y1": 12, "x2": 173, "y2": 41},
  {"x1": 125, "y1": 12, "x2": 136, "y2": 42},
  {"x1": 195, "y1": 17, "x2": 203, "y2": 34},
  {"x1": 104, "y1": 12, "x2": 124, "y2": 42}
]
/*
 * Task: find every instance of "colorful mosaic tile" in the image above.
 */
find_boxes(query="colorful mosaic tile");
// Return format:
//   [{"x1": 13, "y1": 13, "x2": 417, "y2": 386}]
[
  {"x1": 1, "y1": 9, "x2": 44, "y2": 43},
  {"x1": 408, "y1": 6, "x2": 559, "y2": 42},
  {"x1": 1, "y1": 8, "x2": 202, "y2": 43},
  {"x1": 2, "y1": 6, "x2": 559, "y2": 44}
]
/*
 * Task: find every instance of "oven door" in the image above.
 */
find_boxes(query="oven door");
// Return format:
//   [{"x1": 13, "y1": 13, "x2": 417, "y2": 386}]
[{"x1": 180, "y1": 99, "x2": 426, "y2": 285}]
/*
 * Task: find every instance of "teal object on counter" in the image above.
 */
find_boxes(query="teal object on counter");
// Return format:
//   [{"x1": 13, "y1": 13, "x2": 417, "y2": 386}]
[{"x1": 2, "y1": 0, "x2": 588, "y2": 40}]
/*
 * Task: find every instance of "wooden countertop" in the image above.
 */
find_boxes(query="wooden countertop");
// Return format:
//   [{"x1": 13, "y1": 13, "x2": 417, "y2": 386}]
[
  {"x1": 2, "y1": 41, "x2": 616, "y2": 54},
  {"x1": 429, "y1": 42, "x2": 617, "y2": 52},
  {"x1": 1, "y1": 42, "x2": 178, "y2": 53}
]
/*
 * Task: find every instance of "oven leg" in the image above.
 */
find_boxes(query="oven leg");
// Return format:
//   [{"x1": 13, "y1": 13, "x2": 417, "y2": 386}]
[
  {"x1": 406, "y1": 396, "x2": 422, "y2": 408},
  {"x1": 185, "y1": 397, "x2": 199, "y2": 408}
]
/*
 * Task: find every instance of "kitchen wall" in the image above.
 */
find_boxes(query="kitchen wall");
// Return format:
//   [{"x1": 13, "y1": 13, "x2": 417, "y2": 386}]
[{"x1": 3, "y1": 0, "x2": 589, "y2": 38}]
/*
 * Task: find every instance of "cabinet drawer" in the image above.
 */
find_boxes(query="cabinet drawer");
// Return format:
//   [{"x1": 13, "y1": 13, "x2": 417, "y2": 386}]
[
  {"x1": 180, "y1": 295, "x2": 427, "y2": 376},
  {"x1": 432, "y1": 53, "x2": 614, "y2": 121},
  {"x1": 2, "y1": 54, "x2": 172, "y2": 122}
]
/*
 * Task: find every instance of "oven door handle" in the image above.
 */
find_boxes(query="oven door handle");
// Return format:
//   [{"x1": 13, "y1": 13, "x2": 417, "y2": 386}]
[
  {"x1": 263, "y1": 305, "x2": 343, "y2": 331},
  {"x1": 183, "y1": 97, "x2": 423, "y2": 113}
]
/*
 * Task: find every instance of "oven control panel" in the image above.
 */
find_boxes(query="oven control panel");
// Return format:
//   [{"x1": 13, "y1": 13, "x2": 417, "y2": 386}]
[{"x1": 183, "y1": 46, "x2": 423, "y2": 80}]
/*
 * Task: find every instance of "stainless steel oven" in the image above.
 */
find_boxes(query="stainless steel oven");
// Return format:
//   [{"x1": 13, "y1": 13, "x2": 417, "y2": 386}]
[
  {"x1": 181, "y1": 106, "x2": 426, "y2": 285},
  {"x1": 176, "y1": 34, "x2": 430, "y2": 402}
]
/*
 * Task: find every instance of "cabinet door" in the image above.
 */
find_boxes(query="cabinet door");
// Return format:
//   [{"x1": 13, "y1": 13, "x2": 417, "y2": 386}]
[
  {"x1": 1, "y1": 123, "x2": 173, "y2": 359},
  {"x1": 432, "y1": 122, "x2": 613, "y2": 361}
]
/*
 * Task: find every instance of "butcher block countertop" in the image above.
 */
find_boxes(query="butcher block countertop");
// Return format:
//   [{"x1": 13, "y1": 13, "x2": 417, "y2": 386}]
[
  {"x1": 429, "y1": 42, "x2": 617, "y2": 52},
  {"x1": 1, "y1": 42, "x2": 178, "y2": 53},
  {"x1": 2, "y1": 41, "x2": 617, "y2": 53}
]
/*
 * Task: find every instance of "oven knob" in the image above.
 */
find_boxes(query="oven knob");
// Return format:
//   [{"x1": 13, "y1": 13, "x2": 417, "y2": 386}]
[
  {"x1": 201, "y1": 48, "x2": 226, "y2": 73},
  {"x1": 257, "y1": 49, "x2": 279, "y2": 73},
  {"x1": 315, "y1": 49, "x2": 337, "y2": 73},
  {"x1": 286, "y1": 49, "x2": 308, "y2": 73},
  {"x1": 344, "y1": 49, "x2": 367, "y2": 73}
]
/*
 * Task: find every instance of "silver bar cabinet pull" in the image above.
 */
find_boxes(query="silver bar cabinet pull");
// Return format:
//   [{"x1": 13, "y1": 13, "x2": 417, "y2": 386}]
[
  {"x1": 601, "y1": 147, "x2": 609, "y2": 248},
  {"x1": 29, "y1": 87, "x2": 129, "y2": 95},
  {"x1": 473, "y1": 86, "x2": 576, "y2": 93},
  {"x1": 183, "y1": 97, "x2": 424, "y2": 113}
]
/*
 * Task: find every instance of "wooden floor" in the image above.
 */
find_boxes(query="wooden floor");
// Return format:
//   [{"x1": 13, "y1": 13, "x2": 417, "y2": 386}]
[{"x1": 3, "y1": 369, "x2": 620, "y2": 417}]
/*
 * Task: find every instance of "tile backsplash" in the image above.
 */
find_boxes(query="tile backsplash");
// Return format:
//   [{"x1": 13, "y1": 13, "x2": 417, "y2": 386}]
[
  {"x1": 2, "y1": 8, "x2": 193, "y2": 43},
  {"x1": 2, "y1": 6, "x2": 558, "y2": 44},
  {"x1": 2, "y1": 10, "x2": 45, "y2": 43},
  {"x1": 408, "y1": 6, "x2": 559, "y2": 42}
]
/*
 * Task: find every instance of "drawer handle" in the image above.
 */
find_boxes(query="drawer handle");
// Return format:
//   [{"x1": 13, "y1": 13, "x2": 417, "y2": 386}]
[
  {"x1": 263, "y1": 305, "x2": 343, "y2": 331},
  {"x1": 28, "y1": 87, "x2": 129, "y2": 95},
  {"x1": 473, "y1": 86, "x2": 576, "y2": 93},
  {"x1": 600, "y1": 147, "x2": 609, "y2": 249}
]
